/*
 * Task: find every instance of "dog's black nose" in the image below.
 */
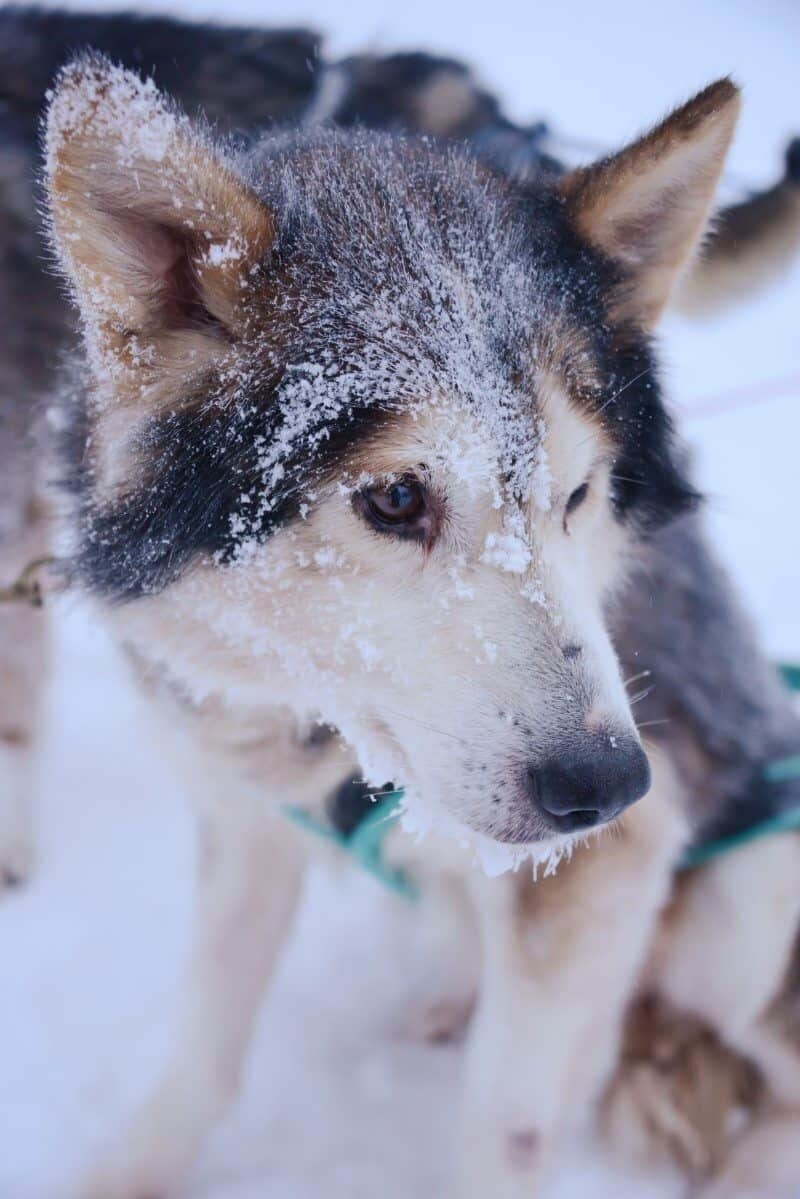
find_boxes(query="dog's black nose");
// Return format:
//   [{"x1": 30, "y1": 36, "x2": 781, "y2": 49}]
[{"x1": 527, "y1": 738, "x2": 651, "y2": 833}]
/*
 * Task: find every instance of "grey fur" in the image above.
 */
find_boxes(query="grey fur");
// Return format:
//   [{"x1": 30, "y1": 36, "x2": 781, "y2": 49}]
[{"x1": 613, "y1": 513, "x2": 800, "y2": 845}]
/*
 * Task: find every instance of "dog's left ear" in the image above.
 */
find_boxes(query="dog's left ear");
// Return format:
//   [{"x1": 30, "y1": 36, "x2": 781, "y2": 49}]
[
  {"x1": 560, "y1": 79, "x2": 740, "y2": 327},
  {"x1": 45, "y1": 55, "x2": 274, "y2": 390}
]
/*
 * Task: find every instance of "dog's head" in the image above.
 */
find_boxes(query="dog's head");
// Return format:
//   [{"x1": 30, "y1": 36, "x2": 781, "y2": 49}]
[{"x1": 45, "y1": 60, "x2": 738, "y2": 848}]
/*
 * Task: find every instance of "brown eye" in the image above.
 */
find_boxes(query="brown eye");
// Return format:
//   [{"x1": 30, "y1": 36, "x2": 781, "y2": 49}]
[
  {"x1": 365, "y1": 479, "x2": 426, "y2": 525},
  {"x1": 565, "y1": 481, "x2": 589, "y2": 517},
  {"x1": 356, "y1": 476, "x2": 435, "y2": 544}
]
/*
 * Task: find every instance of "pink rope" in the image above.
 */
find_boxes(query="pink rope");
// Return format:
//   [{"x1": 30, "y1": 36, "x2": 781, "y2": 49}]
[{"x1": 679, "y1": 371, "x2": 800, "y2": 421}]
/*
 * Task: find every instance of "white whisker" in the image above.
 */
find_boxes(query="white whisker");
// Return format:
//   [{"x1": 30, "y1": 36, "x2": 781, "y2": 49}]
[
  {"x1": 595, "y1": 368, "x2": 652, "y2": 418},
  {"x1": 372, "y1": 703, "x2": 471, "y2": 747},
  {"x1": 624, "y1": 669, "x2": 652, "y2": 688}
]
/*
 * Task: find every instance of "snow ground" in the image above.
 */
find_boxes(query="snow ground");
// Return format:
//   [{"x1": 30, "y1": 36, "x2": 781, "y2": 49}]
[{"x1": 1, "y1": 1, "x2": 799, "y2": 1196}]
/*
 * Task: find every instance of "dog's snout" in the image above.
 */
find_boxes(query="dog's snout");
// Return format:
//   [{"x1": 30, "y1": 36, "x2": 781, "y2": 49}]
[{"x1": 526, "y1": 737, "x2": 650, "y2": 833}]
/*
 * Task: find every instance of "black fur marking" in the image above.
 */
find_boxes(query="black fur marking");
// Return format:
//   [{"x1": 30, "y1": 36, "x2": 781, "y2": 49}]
[
  {"x1": 602, "y1": 339, "x2": 701, "y2": 530},
  {"x1": 325, "y1": 774, "x2": 395, "y2": 837},
  {"x1": 70, "y1": 376, "x2": 396, "y2": 599}
]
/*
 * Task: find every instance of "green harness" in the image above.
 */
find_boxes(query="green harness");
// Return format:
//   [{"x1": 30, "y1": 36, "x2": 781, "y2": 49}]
[
  {"x1": 284, "y1": 663, "x2": 800, "y2": 899},
  {"x1": 283, "y1": 789, "x2": 418, "y2": 900},
  {"x1": 678, "y1": 662, "x2": 800, "y2": 870}
]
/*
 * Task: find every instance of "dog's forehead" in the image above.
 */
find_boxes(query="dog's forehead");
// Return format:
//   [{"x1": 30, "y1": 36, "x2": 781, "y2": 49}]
[
  {"x1": 261, "y1": 131, "x2": 589, "y2": 340},
  {"x1": 347, "y1": 373, "x2": 605, "y2": 510},
  {"x1": 247, "y1": 132, "x2": 604, "y2": 503}
]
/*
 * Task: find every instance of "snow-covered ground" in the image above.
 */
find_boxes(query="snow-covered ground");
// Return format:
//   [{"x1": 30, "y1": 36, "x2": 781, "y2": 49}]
[{"x1": 1, "y1": 1, "x2": 799, "y2": 1196}]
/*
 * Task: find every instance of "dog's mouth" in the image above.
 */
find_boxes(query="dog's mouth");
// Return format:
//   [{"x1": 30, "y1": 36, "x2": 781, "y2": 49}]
[
  {"x1": 355, "y1": 714, "x2": 414, "y2": 791},
  {"x1": 487, "y1": 807, "x2": 572, "y2": 847}
]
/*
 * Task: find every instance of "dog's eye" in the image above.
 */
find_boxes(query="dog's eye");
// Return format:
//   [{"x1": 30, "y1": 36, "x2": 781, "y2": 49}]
[
  {"x1": 565, "y1": 482, "x2": 589, "y2": 517},
  {"x1": 364, "y1": 479, "x2": 426, "y2": 525},
  {"x1": 356, "y1": 476, "x2": 433, "y2": 543}
]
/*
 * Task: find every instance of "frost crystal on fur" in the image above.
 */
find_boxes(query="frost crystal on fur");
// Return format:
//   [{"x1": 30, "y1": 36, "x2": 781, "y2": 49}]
[
  {"x1": 399, "y1": 793, "x2": 576, "y2": 878},
  {"x1": 45, "y1": 58, "x2": 176, "y2": 173}
]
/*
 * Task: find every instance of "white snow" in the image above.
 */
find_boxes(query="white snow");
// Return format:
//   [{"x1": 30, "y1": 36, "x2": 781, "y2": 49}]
[
  {"x1": 46, "y1": 59, "x2": 175, "y2": 173},
  {"x1": 481, "y1": 530, "x2": 532, "y2": 574},
  {"x1": 204, "y1": 237, "x2": 247, "y2": 267},
  {"x1": 2, "y1": 0, "x2": 800, "y2": 1195}
]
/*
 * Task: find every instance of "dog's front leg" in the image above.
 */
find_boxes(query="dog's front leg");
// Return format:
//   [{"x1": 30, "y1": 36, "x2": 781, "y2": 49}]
[
  {"x1": 79, "y1": 702, "x2": 313, "y2": 1199},
  {"x1": 453, "y1": 761, "x2": 686, "y2": 1199}
]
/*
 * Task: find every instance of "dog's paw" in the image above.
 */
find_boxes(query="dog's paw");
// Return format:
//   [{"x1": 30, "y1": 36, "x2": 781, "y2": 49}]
[
  {"x1": 602, "y1": 997, "x2": 760, "y2": 1181},
  {"x1": 603, "y1": 1057, "x2": 710, "y2": 1177},
  {"x1": 76, "y1": 1074, "x2": 224, "y2": 1199},
  {"x1": 79, "y1": 1152, "x2": 185, "y2": 1199},
  {"x1": 77, "y1": 1114, "x2": 196, "y2": 1199},
  {"x1": 0, "y1": 834, "x2": 34, "y2": 889},
  {"x1": 410, "y1": 993, "x2": 475, "y2": 1044},
  {"x1": 0, "y1": 792, "x2": 35, "y2": 890},
  {"x1": 78, "y1": 1150, "x2": 180, "y2": 1199},
  {"x1": 80, "y1": 1176, "x2": 170, "y2": 1199}
]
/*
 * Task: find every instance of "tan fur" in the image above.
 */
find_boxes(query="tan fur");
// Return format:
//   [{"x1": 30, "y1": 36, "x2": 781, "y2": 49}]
[
  {"x1": 413, "y1": 70, "x2": 480, "y2": 135},
  {"x1": 561, "y1": 79, "x2": 741, "y2": 326},
  {"x1": 47, "y1": 61, "x2": 273, "y2": 337},
  {"x1": 605, "y1": 997, "x2": 761, "y2": 1180},
  {"x1": 47, "y1": 59, "x2": 274, "y2": 497}
]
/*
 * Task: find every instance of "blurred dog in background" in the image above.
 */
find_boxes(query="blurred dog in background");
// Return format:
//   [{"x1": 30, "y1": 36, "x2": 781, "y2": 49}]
[{"x1": 2, "y1": 9, "x2": 800, "y2": 1198}]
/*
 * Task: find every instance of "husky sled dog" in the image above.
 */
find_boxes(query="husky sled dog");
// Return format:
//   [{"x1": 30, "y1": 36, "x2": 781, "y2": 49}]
[{"x1": 2, "y1": 10, "x2": 800, "y2": 1198}]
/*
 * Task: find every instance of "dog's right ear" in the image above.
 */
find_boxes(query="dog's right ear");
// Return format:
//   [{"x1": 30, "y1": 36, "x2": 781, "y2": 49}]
[
  {"x1": 45, "y1": 56, "x2": 274, "y2": 392},
  {"x1": 560, "y1": 79, "x2": 740, "y2": 328}
]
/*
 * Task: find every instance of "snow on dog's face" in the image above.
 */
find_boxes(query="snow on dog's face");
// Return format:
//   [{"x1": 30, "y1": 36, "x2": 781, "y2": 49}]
[{"x1": 45, "y1": 59, "x2": 738, "y2": 855}]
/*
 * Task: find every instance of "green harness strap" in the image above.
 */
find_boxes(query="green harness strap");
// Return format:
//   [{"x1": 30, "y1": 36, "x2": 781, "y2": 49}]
[
  {"x1": 780, "y1": 662, "x2": 800, "y2": 691},
  {"x1": 284, "y1": 663, "x2": 800, "y2": 897},
  {"x1": 282, "y1": 789, "x2": 418, "y2": 900},
  {"x1": 678, "y1": 661, "x2": 800, "y2": 870},
  {"x1": 677, "y1": 804, "x2": 800, "y2": 871}
]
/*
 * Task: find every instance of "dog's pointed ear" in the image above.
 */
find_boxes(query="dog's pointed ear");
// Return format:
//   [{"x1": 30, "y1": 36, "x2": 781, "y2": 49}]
[
  {"x1": 560, "y1": 79, "x2": 740, "y2": 327},
  {"x1": 45, "y1": 56, "x2": 274, "y2": 383}
]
